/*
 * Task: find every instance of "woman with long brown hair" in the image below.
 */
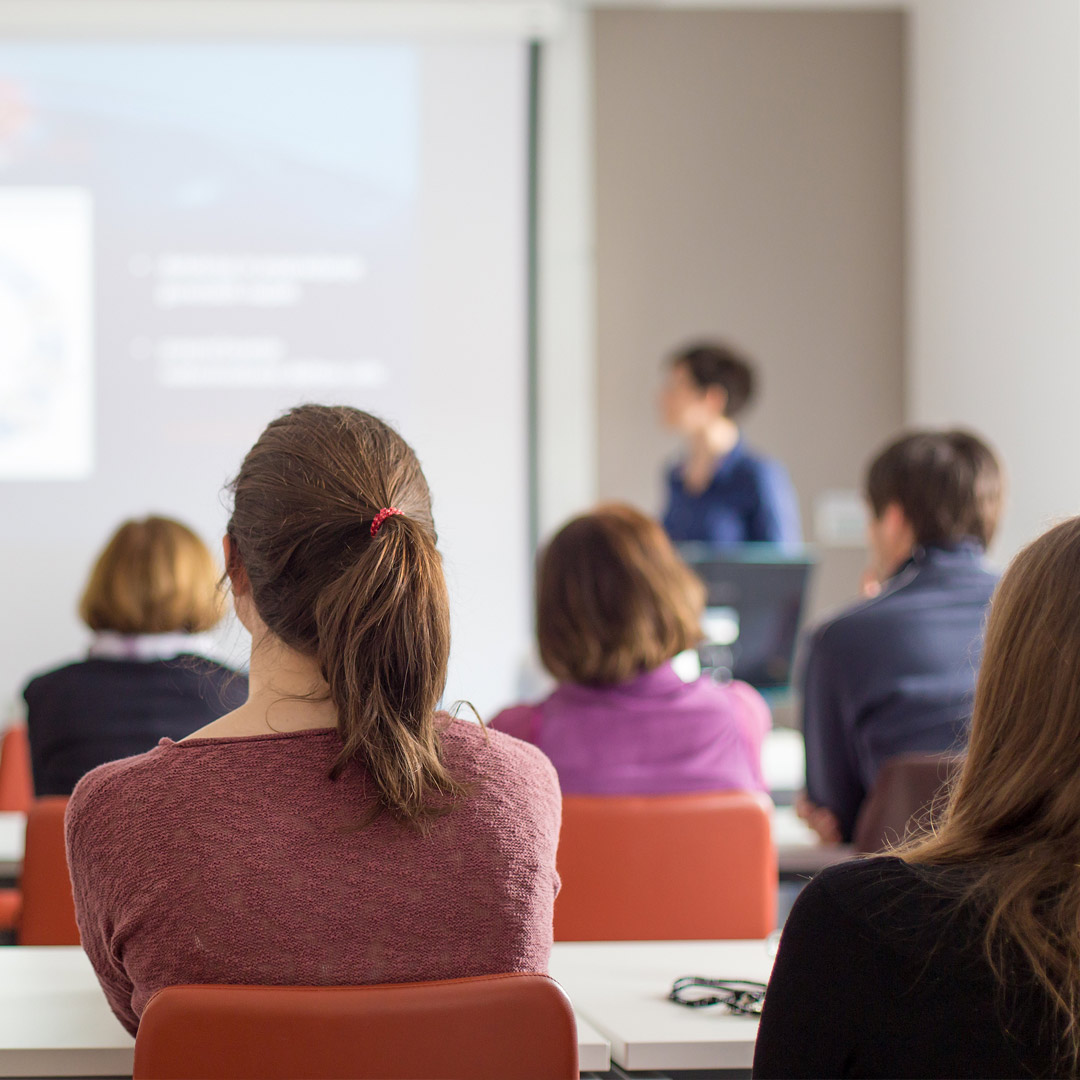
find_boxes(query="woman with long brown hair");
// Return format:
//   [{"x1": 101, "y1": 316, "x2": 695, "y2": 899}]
[
  {"x1": 754, "y1": 515, "x2": 1080, "y2": 1078},
  {"x1": 65, "y1": 406, "x2": 561, "y2": 1036}
]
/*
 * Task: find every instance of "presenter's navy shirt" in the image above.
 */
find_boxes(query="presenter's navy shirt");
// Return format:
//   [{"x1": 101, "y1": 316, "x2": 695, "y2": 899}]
[
  {"x1": 662, "y1": 440, "x2": 801, "y2": 544},
  {"x1": 801, "y1": 542, "x2": 997, "y2": 842}
]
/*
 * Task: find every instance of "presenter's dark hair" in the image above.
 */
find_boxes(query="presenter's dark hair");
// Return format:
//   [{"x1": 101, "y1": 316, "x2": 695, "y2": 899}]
[
  {"x1": 866, "y1": 429, "x2": 1003, "y2": 549},
  {"x1": 536, "y1": 504, "x2": 704, "y2": 686},
  {"x1": 671, "y1": 341, "x2": 756, "y2": 419},
  {"x1": 225, "y1": 405, "x2": 460, "y2": 827}
]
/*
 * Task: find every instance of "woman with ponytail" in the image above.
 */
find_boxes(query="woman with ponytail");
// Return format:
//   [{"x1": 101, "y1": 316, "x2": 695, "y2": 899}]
[
  {"x1": 754, "y1": 515, "x2": 1080, "y2": 1079},
  {"x1": 65, "y1": 405, "x2": 562, "y2": 1037}
]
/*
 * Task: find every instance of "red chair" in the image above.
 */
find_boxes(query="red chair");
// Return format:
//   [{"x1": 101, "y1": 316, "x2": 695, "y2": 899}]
[
  {"x1": 554, "y1": 791, "x2": 777, "y2": 940},
  {"x1": 133, "y1": 974, "x2": 578, "y2": 1080},
  {"x1": 16, "y1": 796, "x2": 79, "y2": 945},
  {"x1": 0, "y1": 727, "x2": 33, "y2": 814}
]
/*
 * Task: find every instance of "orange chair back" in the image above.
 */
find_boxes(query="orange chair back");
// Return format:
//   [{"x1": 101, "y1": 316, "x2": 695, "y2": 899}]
[
  {"x1": 18, "y1": 796, "x2": 79, "y2": 945},
  {"x1": 554, "y1": 791, "x2": 777, "y2": 940},
  {"x1": 134, "y1": 974, "x2": 578, "y2": 1080},
  {"x1": 0, "y1": 727, "x2": 33, "y2": 813}
]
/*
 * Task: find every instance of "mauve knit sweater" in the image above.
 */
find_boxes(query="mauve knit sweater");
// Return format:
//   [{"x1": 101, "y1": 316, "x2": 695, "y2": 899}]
[{"x1": 65, "y1": 720, "x2": 562, "y2": 1036}]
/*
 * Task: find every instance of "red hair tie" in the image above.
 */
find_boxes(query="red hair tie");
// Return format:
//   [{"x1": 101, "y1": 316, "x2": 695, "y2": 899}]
[{"x1": 370, "y1": 507, "x2": 403, "y2": 537}]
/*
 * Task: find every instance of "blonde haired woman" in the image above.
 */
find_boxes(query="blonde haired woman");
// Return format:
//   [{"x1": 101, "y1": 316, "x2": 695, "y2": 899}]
[
  {"x1": 23, "y1": 516, "x2": 245, "y2": 795},
  {"x1": 754, "y1": 516, "x2": 1080, "y2": 1078}
]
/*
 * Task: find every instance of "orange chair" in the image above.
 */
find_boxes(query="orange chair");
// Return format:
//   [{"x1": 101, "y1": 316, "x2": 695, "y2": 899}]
[
  {"x1": 133, "y1": 973, "x2": 578, "y2": 1080},
  {"x1": 17, "y1": 796, "x2": 79, "y2": 945},
  {"x1": 0, "y1": 888, "x2": 19, "y2": 935},
  {"x1": 0, "y1": 727, "x2": 33, "y2": 813},
  {"x1": 554, "y1": 791, "x2": 777, "y2": 940}
]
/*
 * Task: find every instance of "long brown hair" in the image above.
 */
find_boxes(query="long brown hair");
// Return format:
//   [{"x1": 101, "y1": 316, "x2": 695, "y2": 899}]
[
  {"x1": 227, "y1": 405, "x2": 460, "y2": 827},
  {"x1": 536, "y1": 503, "x2": 704, "y2": 686},
  {"x1": 904, "y1": 515, "x2": 1080, "y2": 1066}
]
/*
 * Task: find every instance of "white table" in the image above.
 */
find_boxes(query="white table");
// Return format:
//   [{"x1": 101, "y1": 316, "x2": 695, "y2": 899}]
[
  {"x1": 0, "y1": 947, "x2": 610, "y2": 1077},
  {"x1": 0, "y1": 813, "x2": 24, "y2": 881},
  {"x1": 550, "y1": 939, "x2": 775, "y2": 1073},
  {"x1": 0, "y1": 947, "x2": 133, "y2": 1078}
]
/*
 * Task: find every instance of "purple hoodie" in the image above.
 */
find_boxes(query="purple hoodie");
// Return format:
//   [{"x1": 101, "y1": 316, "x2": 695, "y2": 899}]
[{"x1": 490, "y1": 662, "x2": 769, "y2": 796}]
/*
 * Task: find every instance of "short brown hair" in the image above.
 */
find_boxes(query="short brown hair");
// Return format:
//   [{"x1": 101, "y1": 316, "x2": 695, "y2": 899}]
[
  {"x1": 227, "y1": 405, "x2": 457, "y2": 828},
  {"x1": 79, "y1": 516, "x2": 224, "y2": 634},
  {"x1": 671, "y1": 341, "x2": 756, "y2": 418},
  {"x1": 537, "y1": 504, "x2": 705, "y2": 686},
  {"x1": 865, "y1": 429, "x2": 1003, "y2": 548}
]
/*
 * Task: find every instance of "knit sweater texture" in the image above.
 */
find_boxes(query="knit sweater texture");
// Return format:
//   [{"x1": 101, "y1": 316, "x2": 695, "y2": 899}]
[{"x1": 66, "y1": 719, "x2": 562, "y2": 1035}]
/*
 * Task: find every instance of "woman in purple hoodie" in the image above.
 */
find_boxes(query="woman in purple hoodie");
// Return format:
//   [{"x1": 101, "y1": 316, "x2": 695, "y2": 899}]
[{"x1": 491, "y1": 504, "x2": 769, "y2": 795}]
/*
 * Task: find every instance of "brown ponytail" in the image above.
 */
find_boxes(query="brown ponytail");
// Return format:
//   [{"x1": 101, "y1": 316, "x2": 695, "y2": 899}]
[{"x1": 227, "y1": 405, "x2": 461, "y2": 827}]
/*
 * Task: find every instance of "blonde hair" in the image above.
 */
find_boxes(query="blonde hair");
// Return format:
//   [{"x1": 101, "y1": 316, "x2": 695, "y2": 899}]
[
  {"x1": 79, "y1": 516, "x2": 224, "y2": 635},
  {"x1": 904, "y1": 515, "x2": 1080, "y2": 1068}
]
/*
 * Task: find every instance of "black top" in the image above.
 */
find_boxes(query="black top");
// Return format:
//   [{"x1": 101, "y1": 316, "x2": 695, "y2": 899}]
[
  {"x1": 801, "y1": 543, "x2": 997, "y2": 841},
  {"x1": 754, "y1": 858, "x2": 1061, "y2": 1079},
  {"x1": 24, "y1": 656, "x2": 247, "y2": 796}
]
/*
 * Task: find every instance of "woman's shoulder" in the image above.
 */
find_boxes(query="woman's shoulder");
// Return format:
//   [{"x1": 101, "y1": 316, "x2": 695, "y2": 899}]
[
  {"x1": 487, "y1": 703, "x2": 542, "y2": 744},
  {"x1": 443, "y1": 715, "x2": 556, "y2": 773},
  {"x1": 25, "y1": 654, "x2": 243, "y2": 691},
  {"x1": 791, "y1": 856, "x2": 977, "y2": 954},
  {"x1": 440, "y1": 717, "x2": 560, "y2": 803},
  {"x1": 167, "y1": 654, "x2": 245, "y2": 676},
  {"x1": 66, "y1": 744, "x2": 174, "y2": 838},
  {"x1": 23, "y1": 657, "x2": 97, "y2": 696},
  {"x1": 683, "y1": 675, "x2": 770, "y2": 725}
]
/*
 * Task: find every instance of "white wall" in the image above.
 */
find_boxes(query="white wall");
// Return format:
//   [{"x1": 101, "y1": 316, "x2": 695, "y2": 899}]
[
  {"x1": 907, "y1": 0, "x2": 1080, "y2": 561},
  {"x1": 536, "y1": 6, "x2": 599, "y2": 539}
]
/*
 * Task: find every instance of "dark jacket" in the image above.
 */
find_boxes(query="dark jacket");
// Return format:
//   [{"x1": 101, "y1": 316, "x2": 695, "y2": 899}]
[
  {"x1": 24, "y1": 656, "x2": 247, "y2": 796},
  {"x1": 801, "y1": 543, "x2": 997, "y2": 841}
]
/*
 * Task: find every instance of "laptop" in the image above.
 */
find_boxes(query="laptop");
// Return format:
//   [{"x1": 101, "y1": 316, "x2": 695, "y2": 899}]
[{"x1": 677, "y1": 543, "x2": 815, "y2": 692}]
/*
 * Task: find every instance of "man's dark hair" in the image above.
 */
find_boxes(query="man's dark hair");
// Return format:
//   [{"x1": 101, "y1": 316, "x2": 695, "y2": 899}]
[
  {"x1": 866, "y1": 430, "x2": 1003, "y2": 548},
  {"x1": 671, "y1": 341, "x2": 756, "y2": 419}
]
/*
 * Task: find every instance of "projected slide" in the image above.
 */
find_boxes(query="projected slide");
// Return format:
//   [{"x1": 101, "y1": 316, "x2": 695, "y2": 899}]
[
  {"x1": 0, "y1": 44, "x2": 416, "y2": 445},
  {"x1": 0, "y1": 38, "x2": 529, "y2": 721},
  {"x1": 0, "y1": 187, "x2": 92, "y2": 479}
]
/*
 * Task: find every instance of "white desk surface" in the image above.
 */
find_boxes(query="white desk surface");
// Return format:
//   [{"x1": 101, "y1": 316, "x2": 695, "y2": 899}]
[
  {"x1": 550, "y1": 939, "x2": 774, "y2": 1072},
  {"x1": 0, "y1": 814, "x2": 23, "y2": 879},
  {"x1": 0, "y1": 947, "x2": 133, "y2": 1078},
  {"x1": 0, "y1": 946, "x2": 610, "y2": 1078}
]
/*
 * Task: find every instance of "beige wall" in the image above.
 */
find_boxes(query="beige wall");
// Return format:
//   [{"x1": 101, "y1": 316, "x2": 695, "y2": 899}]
[
  {"x1": 593, "y1": 8, "x2": 905, "y2": 621},
  {"x1": 907, "y1": 0, "x2": 1080, "y2": 563}
]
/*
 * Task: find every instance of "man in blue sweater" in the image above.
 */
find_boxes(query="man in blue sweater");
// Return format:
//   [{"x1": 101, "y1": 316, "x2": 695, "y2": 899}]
[{"x1": 798, "y1": 430, "x2": 1003, "y2": 844}]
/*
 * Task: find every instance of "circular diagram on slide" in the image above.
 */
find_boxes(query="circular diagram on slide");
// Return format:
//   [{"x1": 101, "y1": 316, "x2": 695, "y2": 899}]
[{"x1": 0, "y1": 256, "x2": 66, "y2": 442}]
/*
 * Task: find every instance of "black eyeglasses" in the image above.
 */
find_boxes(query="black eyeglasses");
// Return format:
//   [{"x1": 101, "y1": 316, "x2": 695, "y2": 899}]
[{"x1": 669, "y1": 977, "x2": 767, "y2": 1016}]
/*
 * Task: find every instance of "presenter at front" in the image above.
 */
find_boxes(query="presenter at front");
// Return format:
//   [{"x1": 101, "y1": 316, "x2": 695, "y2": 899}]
[{"x1": 660, "y1": 341, "x2": 801, "y2": 545}]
